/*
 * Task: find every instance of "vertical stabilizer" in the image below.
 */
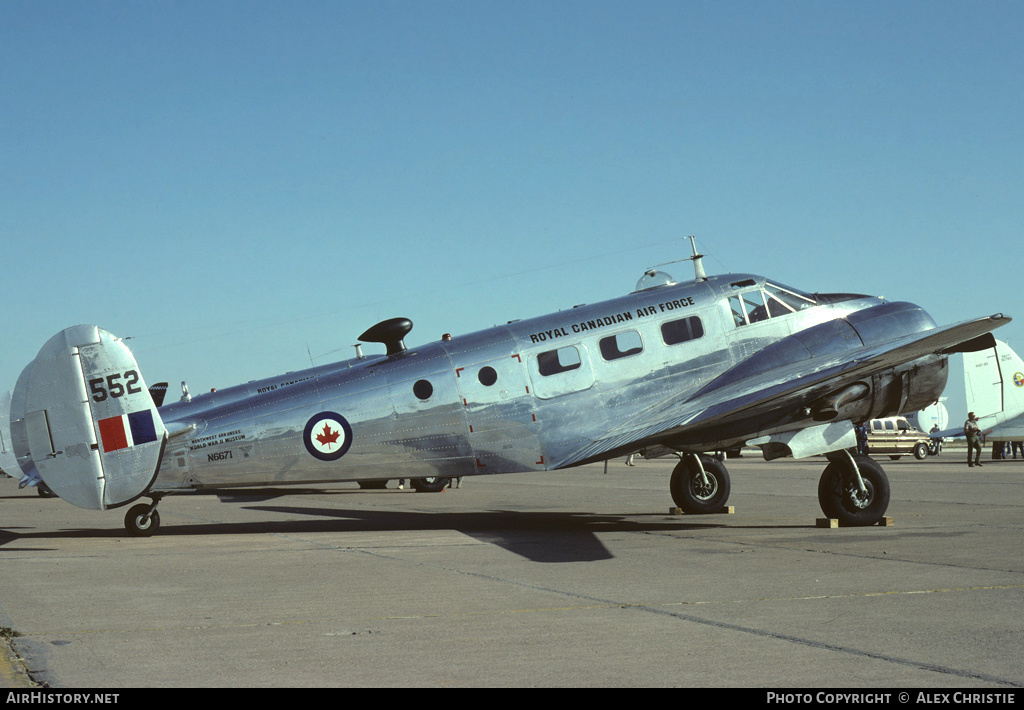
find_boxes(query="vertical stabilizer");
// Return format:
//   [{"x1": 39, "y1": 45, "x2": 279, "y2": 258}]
[
  {"x1": 963, "y1": 339, "x2": 1024, "y2": 437},
  {"x1": 14, "y1": 326, "x2": 166, "y2": 510},
  {"x1": 963, "y1": 342, "x2": 1004, "y2": 418}
]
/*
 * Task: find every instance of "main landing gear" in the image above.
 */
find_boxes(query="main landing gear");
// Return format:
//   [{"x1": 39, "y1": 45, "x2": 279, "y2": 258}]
[
  {"x1": 410, "y1": 476, "x2": 451, "y2": 493},
  {"x1": 669, "y1": 450, "x2": 891, "y2": 526},
  {"x1": 817, "y1": 451, "x2": 890, "y2": 526},
  {"x1": 670, "y1": 454, "x2": 731, "y2": 514},
  {"x1": 356, "y1": 477, "x2": 452, "y2": 492}
]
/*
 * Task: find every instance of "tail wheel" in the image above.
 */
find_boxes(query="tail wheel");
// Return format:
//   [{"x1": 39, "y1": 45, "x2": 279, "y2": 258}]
[
  {"x1": 817, "y1": 455, "x2": 890, "y2": 526},
  {"x1": 670, "y1": 455, "x2": 731, "y2": 514},
  {"x1": 125, "y1": 503, "x2": 161, "y2": 537}
]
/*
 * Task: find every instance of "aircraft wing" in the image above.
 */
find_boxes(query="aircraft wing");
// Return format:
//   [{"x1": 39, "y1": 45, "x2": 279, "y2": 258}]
[{"x1": 559, "y1": 314, "x2": 1009, "y2": 467}]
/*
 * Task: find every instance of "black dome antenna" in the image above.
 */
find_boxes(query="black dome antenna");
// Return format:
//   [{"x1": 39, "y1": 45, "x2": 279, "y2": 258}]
[{"x1": 359, "y1": 317, "x2": 413, "y2": 356}]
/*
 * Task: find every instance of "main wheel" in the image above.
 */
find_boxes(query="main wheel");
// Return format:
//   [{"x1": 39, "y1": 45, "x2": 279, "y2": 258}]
[
  {"x1": 817, "y1": 455, "x2": 890, "y2": 526},
  {"x1": 125, "y1": 503, "x2": 160, "y2": 537},
  {"x1": 670, "y1": 455, "x2": 731, "y2": 514},
  {"x1": 411, "y1": 477, "x2": 451, "y2": 493}
]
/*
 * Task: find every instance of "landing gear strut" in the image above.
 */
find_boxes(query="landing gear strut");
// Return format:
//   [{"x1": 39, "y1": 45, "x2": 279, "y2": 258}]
[
  {"x1": 670, "y1": 454, "x2": 731, "y2": 513},
  {"x1": 124, "y1": 496, "x2": 165, "y2": 537},
  {"x1": 817, "y1": 452, "x2": 890, "y2": 526}
]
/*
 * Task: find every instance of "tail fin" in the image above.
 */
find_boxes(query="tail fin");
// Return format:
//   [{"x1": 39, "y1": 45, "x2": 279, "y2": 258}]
[
  {"x1": 963, "y1": 343, "x2": 1003, "y2": 418},
  {"x1": 0, "y1": 390, "x2": 17, "y2": 479},
  {"x1": 963, "y1": 339, "x2": 1024, "y2": 420},
  {"x1": 11, "y1": 325, "x2": 166, "y2": 510}
]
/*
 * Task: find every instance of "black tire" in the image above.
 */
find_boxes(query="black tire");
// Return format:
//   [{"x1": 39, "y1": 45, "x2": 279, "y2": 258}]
[
  {"x1": 913, "y1": 442, "x2": 928, "y2": 460},
  {"x1": 411, "y1": 477, "x2": 450, "y2": 493},
  {"x1": 357, "y1": 480, "x2": 388, "y2": 489},
  {"x1": 125, "y1": 504, "x2": 160, "y2": 537},
  {"x1": 670, "y1": 455, "x2": 731, "y2": 514},
  {"x1": 817, "y1": 455, "x2": 890, "y2": 526}
]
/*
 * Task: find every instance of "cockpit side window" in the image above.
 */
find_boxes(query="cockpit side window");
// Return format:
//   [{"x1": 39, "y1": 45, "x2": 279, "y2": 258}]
[
  {"x1": 765, "y1": 283, "x2": 817, "y2": 312},
  {"x1": 729, "y1": 291, "x2": 767, "y2": 326},
  {"x1": 766, "y1": 296, "x2": 791, "y2": 318},
  {"x1": 728, "y1": 283, "x2": 816, "y2": 328},
  {"x1": 743, "y1": 291, "x2": 769, "y2": 324},
  {"x1": 728, "y1": 295, "x2": 747, "y2": 327}
]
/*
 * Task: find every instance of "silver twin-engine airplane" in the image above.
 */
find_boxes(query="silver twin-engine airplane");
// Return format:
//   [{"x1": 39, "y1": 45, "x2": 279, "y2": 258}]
[{"x1": 7, "y1": 239, "x2": 1010, "y2": 535}]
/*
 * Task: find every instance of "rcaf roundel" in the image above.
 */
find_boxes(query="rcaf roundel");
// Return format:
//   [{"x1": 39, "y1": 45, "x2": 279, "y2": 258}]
[{"x1": 303, "y1": 411, "x2": 353, "y2": 461}]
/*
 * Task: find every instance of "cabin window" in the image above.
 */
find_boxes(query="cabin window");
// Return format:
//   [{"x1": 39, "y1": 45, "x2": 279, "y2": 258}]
[
  {"x1": 537, "y1": 346, "x2": 582, "y2": 376},
  {"x1": 413, "y1": 379, "x2": 433, "y2": 400},
  {"x1": 529, "y1": 344, "x2": 595, "y2": 399},
  {"x1": 599, "y1": 331, "x2": 643, "y2": 361},
  {"x1": 661, "y1": 316, "x2": 704, "y2": 345}
]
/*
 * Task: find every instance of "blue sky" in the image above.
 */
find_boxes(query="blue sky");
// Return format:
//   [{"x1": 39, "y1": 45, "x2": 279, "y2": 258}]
[{"x1": 2, "y1": 1, "x2": 1022, "y2": 423}]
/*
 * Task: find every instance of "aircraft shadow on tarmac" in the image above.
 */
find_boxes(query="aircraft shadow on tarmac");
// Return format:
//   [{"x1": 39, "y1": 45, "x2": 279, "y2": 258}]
[
  {"x1": 0, "y1": 487, "x2": 731, "y2": 563},
  {"x1": 245, "y1": 504, "x2": 711, "y2": 563}
]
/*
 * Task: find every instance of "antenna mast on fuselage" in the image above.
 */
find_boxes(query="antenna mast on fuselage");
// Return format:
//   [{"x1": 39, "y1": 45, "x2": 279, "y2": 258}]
[
  {"x1": 688, "y1": 235, "x2": 707, "y2": 282},
  {"x1": 634, "y1": 235, "x2": 709, "y2": 292}
]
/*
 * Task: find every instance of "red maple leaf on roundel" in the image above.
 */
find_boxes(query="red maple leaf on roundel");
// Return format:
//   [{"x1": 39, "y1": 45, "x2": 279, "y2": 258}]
[{"x1": 316, "y1": 423, "x2": 341, "y2": 449}]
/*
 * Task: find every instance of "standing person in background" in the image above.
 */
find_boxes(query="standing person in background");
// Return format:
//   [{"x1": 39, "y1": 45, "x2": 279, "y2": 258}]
[{"x1": 964, "y1": 412, "x2": 983, "y2": 468}]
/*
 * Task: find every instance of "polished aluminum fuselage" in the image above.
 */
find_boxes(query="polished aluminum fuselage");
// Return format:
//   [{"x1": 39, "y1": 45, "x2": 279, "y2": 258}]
[{"x1": 151, "y1": 273, "x2": 947, "y2": 491}]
